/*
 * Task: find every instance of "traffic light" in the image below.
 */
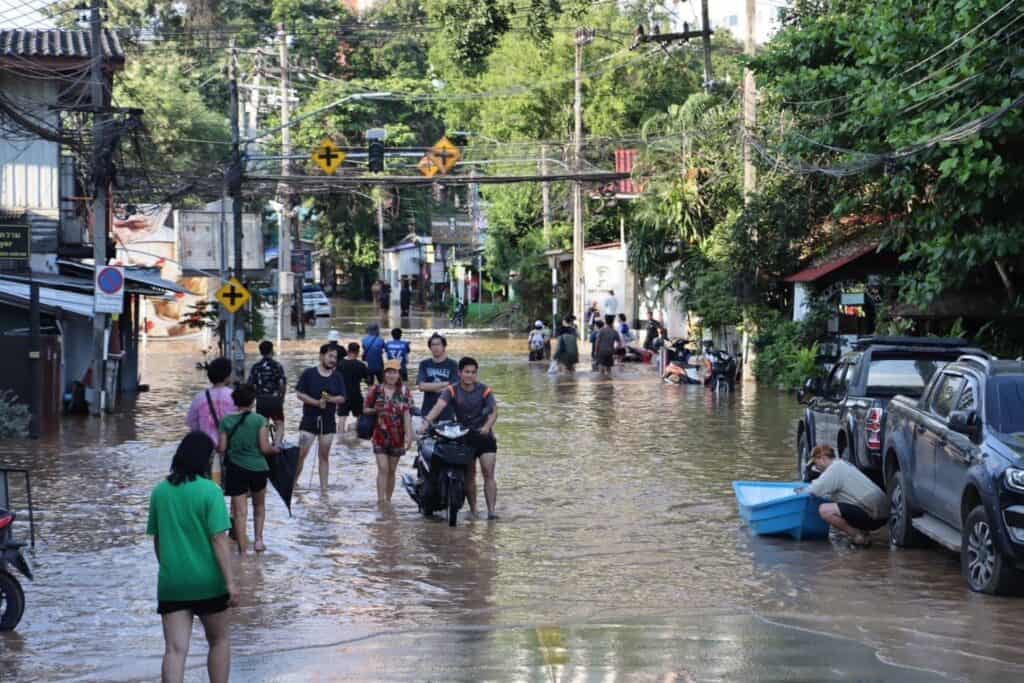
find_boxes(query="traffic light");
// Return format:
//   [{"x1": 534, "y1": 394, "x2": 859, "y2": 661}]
[{"x1": 368, "y1": 139, "x2": 385, "y2": 172}]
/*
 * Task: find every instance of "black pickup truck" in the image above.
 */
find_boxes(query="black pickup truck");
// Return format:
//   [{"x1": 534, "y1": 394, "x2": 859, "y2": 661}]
[
  {"x1": 796, "y1": 337, "x2": 985, "y2": 484},
  {"x1": 884, "y1": 355, "x2": 1024, "y2": 594}
]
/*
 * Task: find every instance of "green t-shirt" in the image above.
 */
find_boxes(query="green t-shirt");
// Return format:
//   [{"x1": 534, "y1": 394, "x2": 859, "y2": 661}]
[
  {"x1": 219, "y1": 411, "x2": 269, "y2": 472},
  {"x1": 146, "y1": 478, "x2": 231, "y2": 602}
]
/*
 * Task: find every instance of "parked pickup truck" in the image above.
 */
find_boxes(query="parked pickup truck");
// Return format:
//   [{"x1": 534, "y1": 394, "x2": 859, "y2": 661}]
[
  {"x1": 796, "y1": 336, "x2": 985, "y2": 484},
  {"x1": 884, "y1": 355, "x2": 1024, "y2": 594}
]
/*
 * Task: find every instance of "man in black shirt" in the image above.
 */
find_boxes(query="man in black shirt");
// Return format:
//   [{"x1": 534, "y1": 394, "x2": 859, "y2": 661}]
[
  {"x1": 295, "y1": 344, "x2": 346, "y2": 490},
  {"x1": 248, "y1": 340, "x2": 287, "y2": 442},
  {"x1": 416, "y1": 332, "x2": 458, "y2": 421},
  {"x1": 337, "y1": 341, "x2": 370, "y2": 432}
]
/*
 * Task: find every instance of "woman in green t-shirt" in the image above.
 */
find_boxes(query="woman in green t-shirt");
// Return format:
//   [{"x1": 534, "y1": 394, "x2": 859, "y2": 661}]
[
  {"x1": 147, "y1": 431, "x2": 237, "y2": 683},
  {"x1": 217, "y1": 384, "x2": 281, "y2": 554}
]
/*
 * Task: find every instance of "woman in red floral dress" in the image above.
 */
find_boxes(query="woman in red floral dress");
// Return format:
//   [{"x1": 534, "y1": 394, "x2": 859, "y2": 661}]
[{"x1": 363, "y1": 359, "x2": 413, "y2": 504}]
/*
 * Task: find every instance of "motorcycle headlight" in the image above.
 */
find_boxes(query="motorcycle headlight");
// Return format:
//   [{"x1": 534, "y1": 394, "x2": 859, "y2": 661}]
[{"x1": 1006, "y1": 468, "x2": 1024, "y2": 493}]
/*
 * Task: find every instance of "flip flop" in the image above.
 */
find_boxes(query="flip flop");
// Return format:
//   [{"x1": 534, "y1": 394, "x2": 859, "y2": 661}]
[
  {"x1": 254, "y1": 541, "x2": 267, "y2": 552},
  {"x1": 850, "y1": 534, "x2": 871, "y2": 547}
]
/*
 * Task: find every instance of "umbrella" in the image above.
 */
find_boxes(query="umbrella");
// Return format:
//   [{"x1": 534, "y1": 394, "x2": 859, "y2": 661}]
[{"x1": 266, "y1": 446, "x2": 299, "y2": 516}]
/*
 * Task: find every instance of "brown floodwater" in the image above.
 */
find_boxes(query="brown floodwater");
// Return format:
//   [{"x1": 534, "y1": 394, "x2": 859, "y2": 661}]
[{"x1": 1, "y1": 301, "x2": 1022, "y2": 682}]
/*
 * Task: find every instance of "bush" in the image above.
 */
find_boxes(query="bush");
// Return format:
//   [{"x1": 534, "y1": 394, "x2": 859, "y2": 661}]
[
  {"x1": 754, "y1": 313, "x2": 825, "y2": 391},
  {"x1": 0, "y1": 391, "x2": 30, "y2": 440}
]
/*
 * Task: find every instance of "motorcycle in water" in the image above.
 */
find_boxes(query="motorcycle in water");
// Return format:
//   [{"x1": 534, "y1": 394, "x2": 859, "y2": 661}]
[
  {"x1": 402, "y1": 421, "x2": 475, "y2": 526},
  {"x1": 707, "y1": 350, "x2": 738, "y2": 393},
  {"x1": 0, "y1": 468, "x2": 35, "y2": 631}
]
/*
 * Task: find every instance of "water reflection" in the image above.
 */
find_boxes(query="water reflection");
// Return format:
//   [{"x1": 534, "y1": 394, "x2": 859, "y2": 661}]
[{"x1": 0, "y1": 301, "x2": 1022, "y2": 680}]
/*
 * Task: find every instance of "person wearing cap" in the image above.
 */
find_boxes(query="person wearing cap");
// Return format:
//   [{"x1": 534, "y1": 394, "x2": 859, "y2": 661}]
[
  {"x1": 363, "y1": 358, "x2": 413, "y2": 504},
  {"x1": 527, "y1": 321, "x2": 547, "y2": 361},
  {"x1": 362, "y1": 323, "x2": 386, "y2": 385}
]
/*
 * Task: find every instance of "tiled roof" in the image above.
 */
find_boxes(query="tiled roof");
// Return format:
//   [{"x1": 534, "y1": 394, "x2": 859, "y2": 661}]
[{"x1": 0, "y1": 28, "x2": 124, "y2": 61}]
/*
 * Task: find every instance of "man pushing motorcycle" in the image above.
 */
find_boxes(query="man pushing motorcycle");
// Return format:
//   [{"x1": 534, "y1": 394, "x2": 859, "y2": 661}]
[{"x1": 420, "y1": 357, "x2": 500, "y2": 520}]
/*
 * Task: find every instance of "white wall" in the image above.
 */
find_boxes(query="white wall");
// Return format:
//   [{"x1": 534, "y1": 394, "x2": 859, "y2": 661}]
[
  {"x1": 584, "y1": 248, "x2": 627, "y2": 316},
  {"x1": 0, "y1": 76, "x2": 60, "y2": 212}
]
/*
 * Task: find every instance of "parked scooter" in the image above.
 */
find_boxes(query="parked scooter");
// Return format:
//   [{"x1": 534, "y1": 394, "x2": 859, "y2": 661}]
[
  {"x1": 0, "y1": 468, "x2": 35, "y2": 631},
  {"x1": 402, "y1": 421, "x2": 475, "y2": 526},
  {"x1": 707, "y1": 349, "x2": 738, "y2": 393}
]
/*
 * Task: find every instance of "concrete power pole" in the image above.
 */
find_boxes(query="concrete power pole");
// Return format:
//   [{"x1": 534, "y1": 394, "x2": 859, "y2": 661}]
[
  {"x1": 277, "y1": 25, "x2": 301, "y2": 341},
  {"x1": 227, "y1": 42, "x2": 245, "y2": 381},
  {"x1": 540, "y1": 144, "x2": 551, "y2": 244},
  {"x1": 701, "y1": 0, "x2": 714, "y2": 92},
  {"x1": 89, "y1": 0, "x2": 109, "y2": 415},
  {"x1": 742, "y1": 0, "x2": 758, "y2": 381},
  {"x1": 573, "y1": 28, "x2": 594, "y2": 334}
]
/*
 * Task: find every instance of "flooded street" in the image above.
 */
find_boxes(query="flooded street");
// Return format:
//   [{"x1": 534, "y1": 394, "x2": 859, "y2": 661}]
[{"x1": 1, "y1": 303, "x2": 1022, "y2": 682}]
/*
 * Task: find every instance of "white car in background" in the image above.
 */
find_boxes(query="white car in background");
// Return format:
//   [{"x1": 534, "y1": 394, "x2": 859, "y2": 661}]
[{"x1": 302, "y1": 286, "x2": 332, "y2": 317}]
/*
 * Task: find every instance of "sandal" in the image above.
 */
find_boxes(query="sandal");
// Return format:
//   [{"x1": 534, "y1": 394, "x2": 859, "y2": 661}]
[
  {"x1": 254, "y1": 541, "x2": 266, "y2": 552},
  {"x1": 850, "y1": 533, "x2": 871, "y2": 547}
]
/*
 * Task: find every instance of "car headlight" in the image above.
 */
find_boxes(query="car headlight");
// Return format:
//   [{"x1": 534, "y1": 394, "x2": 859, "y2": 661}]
[{"x1": 1006, "y1": 468, "x2": 1024, "y2": 493}]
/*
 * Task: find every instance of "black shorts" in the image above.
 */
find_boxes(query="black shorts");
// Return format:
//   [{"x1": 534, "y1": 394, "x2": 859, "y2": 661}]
[
  {"x1": 837, "y1": 503, "x2": 888, "y2": 532},
  {"x1": 223, "y1": 462, "x2": 268, "y2": 497},
  {"x1": 338, "y1": 395, "x2": 363, "y2": 417},
  {"x1": 466, "y1": 431, "x2": 498, "y2": 458},
  {"x1": 299, "y1": 414, "x2": 337, "y2": 435},
  {"x1": 367, "y1": 370, "x2": 384, "y2": 386},
  {"x1": 158, "y1": 593, "x2": 230, "y2": 616},
  {"x1": 597, "y1": 351, "x2": 614, "y2": 368},
  {"x1": 256, "y1": 395, "x2": 284, "y2": 421}
]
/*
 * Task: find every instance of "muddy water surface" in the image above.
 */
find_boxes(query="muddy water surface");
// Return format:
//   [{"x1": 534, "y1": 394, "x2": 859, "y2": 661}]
[{"x1": 0, "y1": 302, "x2": 1022, "y2": 681}]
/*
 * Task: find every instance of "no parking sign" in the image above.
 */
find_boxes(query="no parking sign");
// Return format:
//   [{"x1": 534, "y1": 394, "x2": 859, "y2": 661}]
[{"x1": 94, "y1": 265, "x2": 125, "y2": 314}]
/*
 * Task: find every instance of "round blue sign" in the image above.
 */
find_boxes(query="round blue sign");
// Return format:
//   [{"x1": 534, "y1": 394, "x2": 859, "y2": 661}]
[{"x1": 97, "y1": 267, "x2": 124, "y2": 295}]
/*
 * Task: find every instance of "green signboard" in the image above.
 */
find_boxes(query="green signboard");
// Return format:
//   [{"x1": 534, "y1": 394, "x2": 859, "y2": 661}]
[{"x1": 0, "y1": 224, "x2": 30, "y2": 260}]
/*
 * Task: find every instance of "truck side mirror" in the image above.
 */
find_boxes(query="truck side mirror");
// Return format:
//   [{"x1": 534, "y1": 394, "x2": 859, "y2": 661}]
[{"x1": 948, "y1": 410, "x2": 981, "y2": 439}]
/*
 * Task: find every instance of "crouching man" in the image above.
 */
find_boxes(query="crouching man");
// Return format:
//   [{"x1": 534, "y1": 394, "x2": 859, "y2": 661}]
[{"x1": 799, "y1": 445, "x2": 889, "y2": 546}]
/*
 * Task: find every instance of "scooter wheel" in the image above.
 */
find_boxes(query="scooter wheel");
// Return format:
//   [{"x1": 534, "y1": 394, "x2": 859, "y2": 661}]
[{"x1": 0, "y1": 570, "x2": 25, "y2": 631}]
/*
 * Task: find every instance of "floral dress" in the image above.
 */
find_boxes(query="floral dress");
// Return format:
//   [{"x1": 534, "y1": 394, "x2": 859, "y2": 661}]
[{"x1": 366, "y1": 384, "x2": 412, "y2": 456}]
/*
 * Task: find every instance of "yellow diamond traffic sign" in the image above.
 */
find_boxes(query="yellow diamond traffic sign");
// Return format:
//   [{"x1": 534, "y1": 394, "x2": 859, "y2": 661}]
[
  {"x1": 428, "y1": 136, "x2": 461, "y2": 174},
  {"x1": 215, "y1": 277, "x2": 251, "y2": 314},
  {"x1": 312, "y1": 139, "x2": 345, "y2": 175},
  {"x1": 417, "y1": 154, "x2": 441, "y2": 178}
]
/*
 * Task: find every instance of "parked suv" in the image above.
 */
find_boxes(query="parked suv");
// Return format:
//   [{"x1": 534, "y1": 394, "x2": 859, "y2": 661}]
[
  {"x1": 884, "y1": 356, "x2": 1024, "y2": 594},
  {"x1": 796, "y1": 336, "x2": 985, "y2": 484}
]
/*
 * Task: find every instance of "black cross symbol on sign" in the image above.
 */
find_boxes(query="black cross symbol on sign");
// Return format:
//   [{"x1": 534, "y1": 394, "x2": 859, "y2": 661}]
[
  {"x1": 317, "y1": 147, "x2": 341, "y2": 165},
  {"x1": 222, "y1": 286, "x2": 245, "y2": 307},
  {"x1": 433, "y1": 147, "x2": 457, "y2": 169}
]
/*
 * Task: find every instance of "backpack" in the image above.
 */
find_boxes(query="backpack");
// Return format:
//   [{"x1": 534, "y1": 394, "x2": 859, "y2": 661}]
[{"x1": 529, "y1": 331, "x2": 545, "y2": 351}]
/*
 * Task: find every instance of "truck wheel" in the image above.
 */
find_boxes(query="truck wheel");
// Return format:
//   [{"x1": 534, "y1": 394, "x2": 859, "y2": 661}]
[
  {"x1": 962, "y1": 505, "x2": 1021, "y2": 595},
  {"x1": 0, "y1": 570, "x2": 25, "y2": 631},
  {"x1": 796, "y1": 428, "x2": 810, "y2": 479},
  {"x1": 888, "y1": 471, "x2": 922, "y2": 548}
]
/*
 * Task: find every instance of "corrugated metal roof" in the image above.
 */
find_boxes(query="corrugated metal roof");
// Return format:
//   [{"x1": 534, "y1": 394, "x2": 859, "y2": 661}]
[
  {"x1": 0, "y1": 29, "x2": 124, "y2": 61},
  {"x1": 0, "y1": 279, "x2": 94, "y2": 318},
  {"x1": 784, "y1": 244, "x2": 880, "y2": 283}
]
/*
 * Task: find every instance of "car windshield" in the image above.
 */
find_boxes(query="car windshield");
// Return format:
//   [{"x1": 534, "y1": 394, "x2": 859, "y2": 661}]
[
  {"x1": 986, "y1": 376, "x2": 1024, "y2": 435},
  {"x1": 865, "y1": 357, "x2": 943, "y2": 396}
]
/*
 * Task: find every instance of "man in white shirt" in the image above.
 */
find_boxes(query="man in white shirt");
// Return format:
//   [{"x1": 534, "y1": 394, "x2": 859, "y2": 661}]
[
  {"x1": 798, "y1": 445, "x2": 889, "y2": 546},
  {"x1": 603, "y1": 290, "x2": 618, "y2": 317}
]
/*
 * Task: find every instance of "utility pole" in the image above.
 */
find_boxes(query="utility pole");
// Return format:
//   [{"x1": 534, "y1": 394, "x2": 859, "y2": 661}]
[
  {"x1": 227, "y1": 41, "x2": 245, "y2": 381},
  {"x1": 742, "y1": 0, "x2": 758, "y2": 381},
  {"x1": 573, "y1": 27, "x2": 594, "y2": 334},
  {"x1": 700, "y1": 0, "x2": 714, "y2": 92},
  {"x1": 631, "y1": 14, "x2": 714, "y2": 92},
  {"x1": 376, "y1": 191, "x2": 385, "y2": 281},
  {"x1": 89, "y1": 0, "x2": 109, "y2": 416},
  {"x1": 540, "y1": 144, "x2": 551, "y2": 244},
  {"x1": 277, "y1": 24, "x2": 302, "y2": 340}
]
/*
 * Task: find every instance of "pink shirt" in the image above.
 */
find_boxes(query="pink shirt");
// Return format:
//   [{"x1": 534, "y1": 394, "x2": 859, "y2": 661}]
[{"x1": 185, "y1": 386, "x2": 236, "y2": 447}]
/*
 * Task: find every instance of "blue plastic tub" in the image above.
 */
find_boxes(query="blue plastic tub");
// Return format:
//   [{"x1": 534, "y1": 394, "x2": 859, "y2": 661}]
[{"x1": 732, "y1": 480, "x2": 830, "y2": 540}]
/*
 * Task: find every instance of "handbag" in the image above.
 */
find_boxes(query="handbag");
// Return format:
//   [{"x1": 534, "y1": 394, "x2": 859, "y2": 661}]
[{"x1": 356, "y1": 386, "x2": 378, "y2": 439}]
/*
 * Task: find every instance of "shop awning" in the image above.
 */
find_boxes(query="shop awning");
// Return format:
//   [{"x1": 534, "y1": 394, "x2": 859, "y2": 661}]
[
  {"x1": 56, "y1": 259, "x2": 193, "y2": 295},
  {"x1": 0, "y1": 280, "x2": 95, "y2": 318},
  {"x1": 784, "y1": 244, "x2": 879, "y2": 283}
]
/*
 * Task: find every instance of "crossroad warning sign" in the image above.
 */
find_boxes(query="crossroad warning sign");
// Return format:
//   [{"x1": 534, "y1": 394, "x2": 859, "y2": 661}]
[
  {"x1": 215, "y1": 277, "x2": 251, "y2": 314},
  {"x1": 417, "y1": 155, "x2": 441, "y2": 178},
  {"x1": 312, "y1": 139, "x2": 345, "y2": 175},
  {"x1": 429, "y1": 136, "x2": 461, "y2": 174}
]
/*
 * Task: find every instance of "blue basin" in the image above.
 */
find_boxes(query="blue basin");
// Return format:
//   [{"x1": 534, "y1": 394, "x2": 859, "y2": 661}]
[{"x1": 732, "y1": 480, "x2": 830, "y2": 540}]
